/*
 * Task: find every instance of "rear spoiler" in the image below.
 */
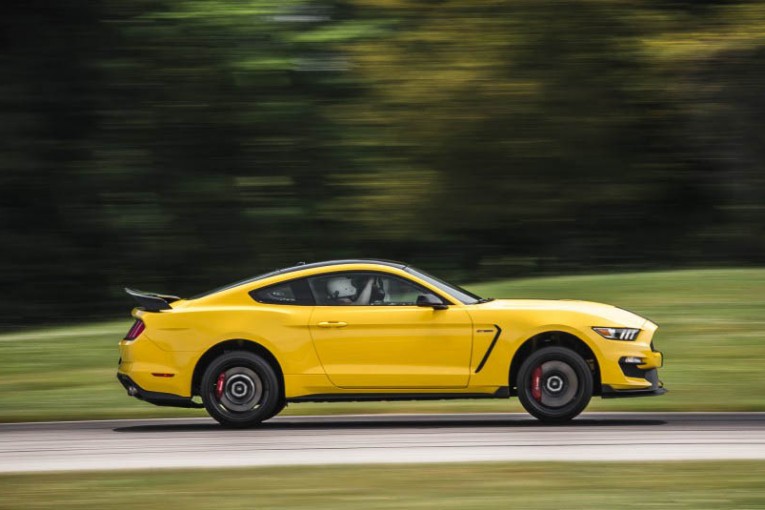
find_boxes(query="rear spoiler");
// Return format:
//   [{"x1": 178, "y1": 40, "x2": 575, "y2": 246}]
[{"x1": 125, "y1": 287, "x2": 181, "y2": 312}]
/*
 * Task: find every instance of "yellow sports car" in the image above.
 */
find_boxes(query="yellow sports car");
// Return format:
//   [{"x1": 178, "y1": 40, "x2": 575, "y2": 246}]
[{"x1": 118, "y1": 259, "x2": 665, "y2": 427}]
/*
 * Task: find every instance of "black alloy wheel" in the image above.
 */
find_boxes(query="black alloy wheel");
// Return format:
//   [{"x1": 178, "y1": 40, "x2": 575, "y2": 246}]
[
  {"x1": 517, "y1": 346, "x2": 593, "y2": 423},
  {"x1": 201, "y1": 351, "x2": 281, "y2": 428}
]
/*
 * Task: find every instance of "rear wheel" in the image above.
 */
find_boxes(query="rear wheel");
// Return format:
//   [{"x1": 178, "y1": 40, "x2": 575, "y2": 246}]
[
  {"x1": 517, "y1": 346, "x2": 593, "y2": 423},
  {"x1": 263, "y1": 400, "x2": 287, "y2": 421},
  {"x1": 200, "y1": 351, "x2": 281, "y2": 428}
]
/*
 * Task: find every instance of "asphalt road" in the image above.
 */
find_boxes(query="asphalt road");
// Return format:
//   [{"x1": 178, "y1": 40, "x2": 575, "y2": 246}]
[{"x1": 2, "y1": 412, "x2": 765, "y2": 473}]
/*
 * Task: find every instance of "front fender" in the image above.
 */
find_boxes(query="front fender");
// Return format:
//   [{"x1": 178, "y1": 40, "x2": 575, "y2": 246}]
[{"x1": 515, "y1": 323, "x2": 605, "y2": 360}]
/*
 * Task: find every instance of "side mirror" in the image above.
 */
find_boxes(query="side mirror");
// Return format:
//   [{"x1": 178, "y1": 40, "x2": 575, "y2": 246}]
[{"x1": 417, "y1": 294, "x2": 448, "y2": 310}]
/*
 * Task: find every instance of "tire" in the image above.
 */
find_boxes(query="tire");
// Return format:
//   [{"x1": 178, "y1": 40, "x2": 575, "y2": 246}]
[
  {"x1": 200, "y1": 351, "x2": 281, "y2": 428},
  {"x1": 517, "y1": 346, "x2": 593, "y2": 423},
  {"x1": 263, "y1": 400, "x2": 287, "y2": 421}
]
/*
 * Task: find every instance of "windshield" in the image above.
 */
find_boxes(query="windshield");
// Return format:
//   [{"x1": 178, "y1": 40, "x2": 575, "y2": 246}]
[{"x1": 404, "y1": 266, "x2": 483, "y2": 304}]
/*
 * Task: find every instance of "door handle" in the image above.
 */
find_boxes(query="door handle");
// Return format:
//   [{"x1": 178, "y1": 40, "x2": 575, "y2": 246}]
[{"x1": 317, "y1": 321, "x2": 348, "y2": 328}]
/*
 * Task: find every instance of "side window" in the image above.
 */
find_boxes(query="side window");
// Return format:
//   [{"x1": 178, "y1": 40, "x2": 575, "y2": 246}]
[
  {"x1": 384, "y1": 276, "x2": 436, "y2": 305},
  {"x1": 250, "y1": 278, "x2": 314, "y2": 305},
  {"x1": 308, "y1": 272, "x2": 446, "y2": 306}
]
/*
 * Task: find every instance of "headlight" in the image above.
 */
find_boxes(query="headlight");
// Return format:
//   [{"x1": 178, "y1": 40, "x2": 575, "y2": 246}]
[{"x1": 592, "y1": 327, "x2": 640, "y2": 341}]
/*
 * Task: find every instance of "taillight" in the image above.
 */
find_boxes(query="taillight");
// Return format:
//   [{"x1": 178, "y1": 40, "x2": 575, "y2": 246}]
[{"x1": 124, "y1": 320, "x2": 145, "y2": 340}]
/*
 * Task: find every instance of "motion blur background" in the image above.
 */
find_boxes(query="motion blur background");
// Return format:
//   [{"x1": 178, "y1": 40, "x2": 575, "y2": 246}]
[{"x1": 2, "y1": 0, "x2": 765, "y2": 326}]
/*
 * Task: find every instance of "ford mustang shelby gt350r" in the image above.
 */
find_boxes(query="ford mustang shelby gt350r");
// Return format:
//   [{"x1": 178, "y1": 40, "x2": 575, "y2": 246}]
[{"x1": 118, "y1": 259, "x2": 665, "y2": 427}]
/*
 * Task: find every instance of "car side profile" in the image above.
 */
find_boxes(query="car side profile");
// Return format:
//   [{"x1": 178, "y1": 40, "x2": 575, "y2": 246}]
[{"x1": 117, "y1": 259, "x2": 665, "y2": 427}]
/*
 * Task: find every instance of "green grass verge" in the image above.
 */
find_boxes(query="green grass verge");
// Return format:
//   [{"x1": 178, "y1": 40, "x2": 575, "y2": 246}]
[
  {"x1": 2, "y1": 461, "x2": 765, "y2": 509},
  {"x1": 1, "y1": 268, "x2": 764, "y2": 422}
]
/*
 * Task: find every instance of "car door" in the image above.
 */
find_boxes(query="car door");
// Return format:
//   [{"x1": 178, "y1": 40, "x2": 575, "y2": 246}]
[{"x1": 307, "y1": 271, "x2": 474, "y2": 389}]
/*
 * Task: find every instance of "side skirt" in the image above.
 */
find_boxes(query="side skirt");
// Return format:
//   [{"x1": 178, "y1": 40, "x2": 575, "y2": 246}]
[{"x1": 288, "y1": 386, "x2": 510, "y2": 403}]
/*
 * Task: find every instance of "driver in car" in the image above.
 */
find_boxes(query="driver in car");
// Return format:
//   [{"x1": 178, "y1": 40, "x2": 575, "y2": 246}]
[{"x1": 326, "y1": 276, "x2": 375, "y2": 305}]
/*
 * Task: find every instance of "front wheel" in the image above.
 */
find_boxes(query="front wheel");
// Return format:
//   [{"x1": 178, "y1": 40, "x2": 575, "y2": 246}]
[
  {"x1": 200, "y1": 351, "x2": 282, "y2": 428},
  {"x1": 517, "y1": 346, "x2": 593, "y2": 423}
]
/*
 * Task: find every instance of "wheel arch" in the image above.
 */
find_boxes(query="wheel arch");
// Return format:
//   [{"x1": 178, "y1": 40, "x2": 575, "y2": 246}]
[
  {"x1": 191, "y1": 339, "x2": 285, "y2": 400},
  {"x1": 508, "y1": 330, "x2": 602, "y2": 396}
]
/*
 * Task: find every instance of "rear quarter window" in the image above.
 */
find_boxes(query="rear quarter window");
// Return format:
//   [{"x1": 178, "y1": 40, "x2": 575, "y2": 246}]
[{"x1": 249, "y1": 278, "x2": 314, "y2": 305}]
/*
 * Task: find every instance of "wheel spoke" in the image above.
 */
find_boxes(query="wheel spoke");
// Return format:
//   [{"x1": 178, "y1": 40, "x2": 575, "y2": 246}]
[
  {"x1": 217, "y1": 366, "x2": 264, "y2": 413},
  {"x1": 539, "y1": 360, "x2": 578, "y2": 408}
]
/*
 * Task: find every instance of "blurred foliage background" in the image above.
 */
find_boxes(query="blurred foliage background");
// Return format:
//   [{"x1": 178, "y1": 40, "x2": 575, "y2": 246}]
[{"x1": 2, "y1": 0, "x2": 765, "y2": 326}]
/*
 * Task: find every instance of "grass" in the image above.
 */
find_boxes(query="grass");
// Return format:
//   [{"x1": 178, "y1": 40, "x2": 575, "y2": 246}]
[
  {"x1": 1, "y1": 268, "x2": 764, "y2": 422},
  {"x1": 2, "y1": 461, "x2": 765, "y2": 509}
]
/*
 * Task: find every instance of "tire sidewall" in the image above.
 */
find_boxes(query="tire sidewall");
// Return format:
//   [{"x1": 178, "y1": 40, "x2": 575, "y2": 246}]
[
  {"x1": 201, "y1": 351, "x2": 281, "y2": 428},
  {"x1": 517, "y1": 346, "x2": 593, "y2": 423}
]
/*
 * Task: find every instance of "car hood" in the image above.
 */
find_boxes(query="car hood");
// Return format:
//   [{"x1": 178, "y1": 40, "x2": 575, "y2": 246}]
[{"x1": 478, "y1": 299, "x2": 651, "y2": 328}]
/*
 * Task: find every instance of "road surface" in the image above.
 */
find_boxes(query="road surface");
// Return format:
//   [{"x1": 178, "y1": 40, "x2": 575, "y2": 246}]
[{"x1": 2, "y1": 412, "x2": 765, "y2": 473}]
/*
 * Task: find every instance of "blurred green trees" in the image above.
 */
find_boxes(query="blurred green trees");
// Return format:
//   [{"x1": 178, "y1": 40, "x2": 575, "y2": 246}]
[{"x1": 1, "y1": 0, "x2": 764, "y2": 324}]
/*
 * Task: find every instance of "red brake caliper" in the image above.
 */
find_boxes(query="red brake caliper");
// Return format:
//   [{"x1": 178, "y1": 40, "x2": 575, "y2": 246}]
[
  {"x1": 215, "y1": 372, "x2": 226, "y2": 399},
  {"x1": 531, "y1": 365, "x2": 542, "y2": 402}
]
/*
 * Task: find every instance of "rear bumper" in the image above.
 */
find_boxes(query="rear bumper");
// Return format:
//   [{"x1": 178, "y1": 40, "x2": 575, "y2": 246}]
[
  {"x1": 118, "y1": 336, "x2": 196, "y2": 397},
  {"x1": 116, "y1": 373, "x2": 203, "y2": 408}
]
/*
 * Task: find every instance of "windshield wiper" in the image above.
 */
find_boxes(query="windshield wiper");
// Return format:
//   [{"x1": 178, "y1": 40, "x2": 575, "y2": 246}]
[{"x1": 476, "y1": 297, "x2": 495, "y2": 304}]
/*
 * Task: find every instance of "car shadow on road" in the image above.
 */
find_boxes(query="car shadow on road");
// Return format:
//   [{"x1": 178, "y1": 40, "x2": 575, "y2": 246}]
[{"x1": 113, "y1": 416, "x2": 667, "y2": 433}]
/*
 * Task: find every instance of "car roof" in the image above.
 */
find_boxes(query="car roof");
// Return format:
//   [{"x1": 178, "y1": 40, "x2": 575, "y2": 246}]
[
  {"x1": 192, "y1": 259, "x2": 408, "y2": 298},
  {"x1": 286, "y1": 258, "x2": 406, "y2": 271}
]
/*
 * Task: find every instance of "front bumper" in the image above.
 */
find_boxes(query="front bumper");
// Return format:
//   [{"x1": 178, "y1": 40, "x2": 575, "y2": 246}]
[
  {"x1": 597, "y1": 334, "x2": 666, "y2": 397},
  {"x1": 602, "y1": 366, "x2": 666, "y2": 398},
  {"x1": 601, "y1": 385, "x2": 667, "y2": 398}
]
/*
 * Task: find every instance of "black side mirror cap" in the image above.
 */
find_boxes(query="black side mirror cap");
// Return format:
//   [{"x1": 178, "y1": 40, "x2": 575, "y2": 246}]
[{"x1": 416, "y1": 294, "x2": 449, "y2": 310}]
